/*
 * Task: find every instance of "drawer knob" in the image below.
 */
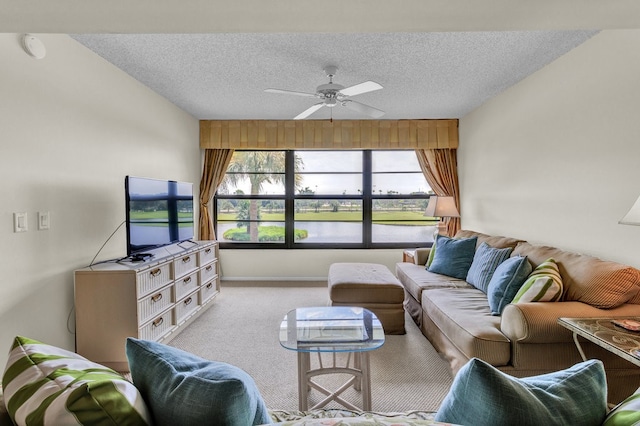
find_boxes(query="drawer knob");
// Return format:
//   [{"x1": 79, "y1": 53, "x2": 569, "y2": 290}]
[
  {"x1": 151, "y1": 293, "x2": 163, "y2": 303},
  {"x1": 206, "y1": 283, "x2": 213, "y2": 289},
  {"x1": 183, "y1": 276, "x2": 192, "y2": 285},
  {"x1": 205, "y1": 265, "x2": 213, "y2": 272},
  {"x1": 182, "y1": 256, "x2": 191, "y2": 264},
  {"x1": 150, "y1": 268, "x2": 162, "y2": 277},
  {"x1": 152, "y1": 317, "x2": 164, "y2": 328},
  {"x1": 184, "y1": 297, "x2": 193, "y2": 306},
  {"x1": 204, "y1": 248, "x2": 211, "y2": 254}
]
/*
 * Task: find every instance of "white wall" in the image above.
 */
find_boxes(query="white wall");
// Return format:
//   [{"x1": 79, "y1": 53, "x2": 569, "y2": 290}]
[
  {"x1": 459, "y1": 29, "x2": 640, "y2": 269},
  {"x1": 0, "y1": 34, "x2": 200, "y2": 367}
]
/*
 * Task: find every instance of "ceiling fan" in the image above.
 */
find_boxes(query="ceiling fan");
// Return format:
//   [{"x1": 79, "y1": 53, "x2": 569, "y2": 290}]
[{"x1": 264, "y1": 66, "x2": 385, "y2": 120}]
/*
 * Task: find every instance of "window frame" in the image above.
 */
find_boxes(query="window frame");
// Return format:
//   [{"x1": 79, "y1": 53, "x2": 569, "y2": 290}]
[{"x1": 214, "y1": 150, "x2": 434, "y2": 249}]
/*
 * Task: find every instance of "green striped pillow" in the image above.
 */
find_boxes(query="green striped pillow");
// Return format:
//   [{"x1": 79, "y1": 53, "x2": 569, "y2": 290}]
[
  {"x1": 512, "y1": 258, "x2": 563, "y2": 303},
  {"x1": 2, "y1": 336, "x2": 151, "y2": 426},
  {"x1": 604, "y1": 386, "x2": 640, "y2": 426}
]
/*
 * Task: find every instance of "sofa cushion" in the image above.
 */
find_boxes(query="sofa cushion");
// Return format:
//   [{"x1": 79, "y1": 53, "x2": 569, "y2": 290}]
[
  {"x1": 487, "y1": 255, "x2": 532, "y2": 315},
  {"x1": 513, "y1": 242, "x2": 640, "y2": 308},
  {"x1": 604, "y1": 385, "x2": 640, "y2": 426},
  {"x1": 421, "y1": 288, "x2": 510, "y2": 366},
  {"x1": 126, "y1": 338, "x2": 270, "y2": 426},
  {"x1": 512, "y1": 258, "x2": 563, "y2": 303},
  {"x1": 396, "y1": 262, "x2": 471, "y2": 303},
  {"x1": 435, "y1": 358, "x2": 607, "y2": 426},
  {"x1": 466, "y1": 242, "x2": 513, "y2": 293},
  {"x1": 2, "y1": 336, "x2": 150, "y2": 426},
  {"x1": 427, "y1": 235, "x2": 477, "y2": 280}
]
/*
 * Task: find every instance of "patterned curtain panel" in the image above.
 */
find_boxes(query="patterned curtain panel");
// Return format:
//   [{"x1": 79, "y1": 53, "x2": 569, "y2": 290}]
[
  {"x1": 415, "y1": 148, "x2": 461, "y2": 237},
  {"x1": 199, "y1": 148, "x2": 234, "y2": 240}
]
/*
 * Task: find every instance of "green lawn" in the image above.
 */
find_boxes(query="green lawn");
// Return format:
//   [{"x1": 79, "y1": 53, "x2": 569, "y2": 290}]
[{"x1": 217, "y1": 210, "x2": 438, "y2": 225}]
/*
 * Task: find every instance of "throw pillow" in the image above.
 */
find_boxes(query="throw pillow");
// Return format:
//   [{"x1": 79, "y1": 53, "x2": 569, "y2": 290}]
[
  {"x1": 2, "y1": 336, "x2": 150, "y2": 426},
  {"x1": 604, "y1": 386, "x2": 640, "y2": 426},
  {"x1": 125, "y1": 338, "x2": 271, "y2": 426},
  {"x1": 512, "y1": 258, "x2": 564, "y2": 303},
  {"x1": 465, "y1": 242, "x2": 513, "y2": 293},
  {"x1": 487, "y1": 255, "x2": 533, "y2": 315},
  {"x1": 427, "y1": 235, "x2": 478, "y2": 280},
  {"x1": 425, "y1": 238, "x2": 437, "y2": 268},
  {"x1": 435, "y1": 358, "x2": 607, "y2": 426}
]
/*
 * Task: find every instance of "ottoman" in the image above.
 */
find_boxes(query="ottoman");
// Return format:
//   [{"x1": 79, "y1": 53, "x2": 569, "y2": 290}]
[{"x1": 328, "y1": 263, "x2": 406, "y2": 334}]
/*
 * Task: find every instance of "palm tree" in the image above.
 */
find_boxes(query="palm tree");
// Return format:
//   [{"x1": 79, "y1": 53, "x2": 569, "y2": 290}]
[{"x1": 220, "y1": 152, "x2": 303, "y2": 241}]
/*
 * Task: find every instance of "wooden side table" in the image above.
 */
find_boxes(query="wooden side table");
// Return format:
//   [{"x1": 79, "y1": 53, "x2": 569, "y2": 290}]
[{"x1": 402, "y1": 249, "x2": 416, "y2": 264}]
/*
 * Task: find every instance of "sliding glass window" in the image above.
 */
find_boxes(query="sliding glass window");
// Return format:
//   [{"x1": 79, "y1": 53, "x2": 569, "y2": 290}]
[{"x1": 214, "y1": 150, "x2": 437, "y2": 249}]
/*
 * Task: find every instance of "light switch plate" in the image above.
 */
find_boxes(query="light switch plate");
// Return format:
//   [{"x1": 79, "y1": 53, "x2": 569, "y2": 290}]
[
  {"x1": 38, "y1": 211, "x2": 50, "y2": 230},
  {"x1": 14, "y1": 212, "x2": 28, "y2": 232}
]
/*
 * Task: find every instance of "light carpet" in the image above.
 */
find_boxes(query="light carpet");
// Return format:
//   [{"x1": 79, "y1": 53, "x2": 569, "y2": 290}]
[{"x1": 168, "y1": 284, "x2": 453, "y2": 412}]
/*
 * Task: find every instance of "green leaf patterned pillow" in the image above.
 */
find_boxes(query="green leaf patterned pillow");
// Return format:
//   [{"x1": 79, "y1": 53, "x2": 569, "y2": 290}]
[
  {"x1": 512, "y1": 258, "x2": 563, "y2": 303},
  {"x1": 604, "y1": 386, "x2": 640, "y2": 426},
  {"x1": 2, "y1": 336, "x2": 151, "y2": 426}
]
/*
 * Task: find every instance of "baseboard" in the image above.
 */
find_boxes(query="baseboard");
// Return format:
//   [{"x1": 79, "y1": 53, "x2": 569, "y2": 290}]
[{"x1": 221, "y1": 278, "x2": 327, "y2": 287}]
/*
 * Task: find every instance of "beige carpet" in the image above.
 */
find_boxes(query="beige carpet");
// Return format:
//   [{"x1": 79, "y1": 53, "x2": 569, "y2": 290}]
[{"x1": 168, "y1": 284, "x2": 453, "y2": 412}]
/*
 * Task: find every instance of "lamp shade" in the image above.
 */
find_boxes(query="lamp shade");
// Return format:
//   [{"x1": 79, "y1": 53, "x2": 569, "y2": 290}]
[
  {"x1": 620, "y1": 195, "x2": 640, "y2": 226},
  {"x1": 425, "y1": 196, "x2": 460, "y2": 218}
]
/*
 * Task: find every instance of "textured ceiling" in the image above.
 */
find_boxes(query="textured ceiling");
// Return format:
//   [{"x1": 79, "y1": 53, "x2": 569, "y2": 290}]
[{"x1": 71, "y1": 31, "x2": 597, "y2": 120}]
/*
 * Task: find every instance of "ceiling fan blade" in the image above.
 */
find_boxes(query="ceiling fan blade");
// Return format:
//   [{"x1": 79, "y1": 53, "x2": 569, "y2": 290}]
[
  {"x1": 339, "y1": 81, "x2": 383, "y2": 97},
  {"x1": 294, "y1": 103, "x2": 325, "y2": 120},
  {"x1": 342, "y1": 100, "x2": 385, "y2": 118},
  {"x1": 264, "y1": 88, "x2": 318, "y2": 98}
]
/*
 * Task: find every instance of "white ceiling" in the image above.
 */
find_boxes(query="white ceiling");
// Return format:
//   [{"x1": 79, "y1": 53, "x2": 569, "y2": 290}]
[{"x1": 5, "y1": 1, "x2": 639, "y2": 120}]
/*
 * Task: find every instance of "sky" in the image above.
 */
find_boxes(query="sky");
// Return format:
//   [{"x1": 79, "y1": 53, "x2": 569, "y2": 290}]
[{"x1": 227, "y1": 150, "x2": 431, "y2": 195}]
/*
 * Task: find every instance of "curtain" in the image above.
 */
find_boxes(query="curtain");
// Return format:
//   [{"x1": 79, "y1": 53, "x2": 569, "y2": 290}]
[
  {"x1": 415, "y1": 149, "x2": 461, "y2": 237},
  {"x1": 199, "y1": 148, "x2": 234, "y2": 240}
]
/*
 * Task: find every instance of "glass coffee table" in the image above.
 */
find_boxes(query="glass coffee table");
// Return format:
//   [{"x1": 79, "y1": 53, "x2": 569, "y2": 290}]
[{"x1": 279, "y1": 306, "x2": 385, "y2": 411}]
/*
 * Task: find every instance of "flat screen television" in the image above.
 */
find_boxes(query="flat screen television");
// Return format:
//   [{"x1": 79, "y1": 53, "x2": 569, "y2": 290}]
[{"x1": 125, "y1": 176, "x2": 195, "y2": 257}]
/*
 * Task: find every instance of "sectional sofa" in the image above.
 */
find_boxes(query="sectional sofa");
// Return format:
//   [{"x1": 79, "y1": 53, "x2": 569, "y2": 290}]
[{"x1": 396, "y1": 229, "x2": 640, "y2": 404}]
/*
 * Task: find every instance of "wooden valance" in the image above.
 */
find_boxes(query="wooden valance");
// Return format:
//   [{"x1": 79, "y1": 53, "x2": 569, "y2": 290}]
[{"x1": 199, "y1": 119, "x2": 458, "y2": 150}]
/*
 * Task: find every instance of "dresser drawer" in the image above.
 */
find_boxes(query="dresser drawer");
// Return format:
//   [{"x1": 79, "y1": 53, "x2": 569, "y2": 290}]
[
  {"x1": 200, "y1": 260, "x2": 218, "y2": 284},
  {"x1": 174, "y1": 252, "x2": 198, "y2": 279},
  {"x1": 174, "y1": 271, "x2": 199, "y2": 301},
  {"x1": 139, "y1": 309, "x2": 174, "y2": 341},
  {"x1": 138, "y1": 284, "x2": 173, "y2": 326},
  {"x1": 199, "y1": 280, "x2": 219, "y2": 305},
  {"x1": 175, "y1": 291, "x2": 199, "y2": 324},
  {"x1": 136, "y1": 263, "x2": 172, "y2": 297},
  {"x1": 199, "y1": 245, "x2": 217, "y2": 266}
]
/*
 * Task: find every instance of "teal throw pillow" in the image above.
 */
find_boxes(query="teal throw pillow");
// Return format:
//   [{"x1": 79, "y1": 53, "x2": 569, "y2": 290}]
[
  {"x1": 604, "y1": 386, "x2": 640, "y2": 426},
  {"x1": 2, "y1": 336, "x2": 150, "y2": 426},
  {"x1": 487, "y1": 255, "x2": 532, "y2": 315},
  {"x1": 512, "y1": 258, "x2": 563, "y2": 303},
  {"x1": 126, "y1": 338, "x2": 271, "y2": 426},
  {"x1": 427, "y1": 235, "x2": 477, "y2": 280},
  {"x1": 465, "y1": 242, "x2": 513, "y2": 293},
  {"x1": 435, "y1": 358, "x2": 607, "y2": 426}
]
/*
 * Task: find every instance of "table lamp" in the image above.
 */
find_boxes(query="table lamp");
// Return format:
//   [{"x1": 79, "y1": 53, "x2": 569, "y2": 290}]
[
  {"x1": 424, "y1": 196, "x2": 460, "y2": 237},
  {"x1": 620, "y1": 195, "x2": 640, "y2": 225}
]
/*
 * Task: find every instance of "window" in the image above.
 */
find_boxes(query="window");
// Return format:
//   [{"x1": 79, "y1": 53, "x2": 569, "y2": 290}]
[{"x1": 214, "y1": 150, "x2": 436, "y2": 248}]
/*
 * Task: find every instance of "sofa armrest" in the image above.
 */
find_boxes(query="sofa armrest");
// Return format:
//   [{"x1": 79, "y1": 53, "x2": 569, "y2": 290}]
[
  {"x1": 414, "y1": 248, "x2": 431, "y2": 266},
  {"x1": 501, "y1": 301, "x2": 640, "y2": 344}
]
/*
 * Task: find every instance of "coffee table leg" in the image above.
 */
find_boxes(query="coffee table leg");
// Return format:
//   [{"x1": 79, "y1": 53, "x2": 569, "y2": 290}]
[
  {"x1": 298, "y1": 352, "x2": 310, "y2": 411},
  {"x1": 360, "y1": 352, "x2": 371, "y2": 411}
]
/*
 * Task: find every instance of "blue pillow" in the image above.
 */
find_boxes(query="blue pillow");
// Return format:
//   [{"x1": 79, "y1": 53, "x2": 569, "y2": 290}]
[
  {"x1": 427, "y1": 235, "x2": 477, "y2": 280},
  {"x1": 435, "y1": 358, "x2": 607, "y2": 426},
  {"x1": 466, "y1": 242, "x2": 513, "y2": 293},
  {"x1": 487, "y1": 255, "x2": 532, "y2": 315},
  {"x1": 126, "y1": 338, "x2": 271, "y2": 426}
]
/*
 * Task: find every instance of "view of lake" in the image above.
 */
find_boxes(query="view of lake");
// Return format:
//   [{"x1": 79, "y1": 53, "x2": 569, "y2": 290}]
[{"x1": 216, "y1": 222, "x2": 437, "y2": 244}]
